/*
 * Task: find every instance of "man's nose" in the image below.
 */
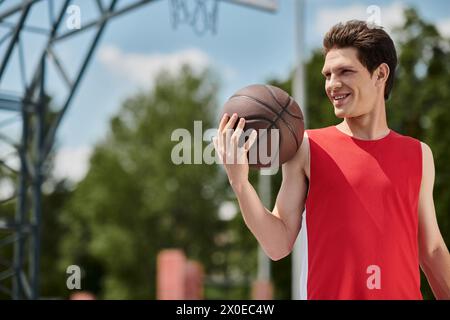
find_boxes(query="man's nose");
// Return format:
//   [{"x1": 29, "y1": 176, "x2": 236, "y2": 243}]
[{"x1": 328, "y1": 74, "x2": 342, "y2": 90}]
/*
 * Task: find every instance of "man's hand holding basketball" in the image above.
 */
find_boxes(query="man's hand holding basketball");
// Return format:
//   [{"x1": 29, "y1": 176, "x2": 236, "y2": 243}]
[
  {"x1": 213, "y1": 113, "x2": 257, "y2": 190},
  {"x1": 212, "y1": 112, "x2": 305, "y2": 262}
]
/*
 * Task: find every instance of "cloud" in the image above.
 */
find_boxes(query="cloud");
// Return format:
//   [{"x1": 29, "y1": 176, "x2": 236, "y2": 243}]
[
  {"x1": 53, "y1": 146, "x2": 93, "y2": 183},
  {"x1": 437, "y1": 18, "x2": 450, "y2": 38},
  {"x1": 97, "y1": 46, "x2": 212, "y2": 88},
  {"x1": 315, "y1": 2, "x2": 405, "y2": 36},
  {"x1": 0, "y1": 179, "x2": 14, "y2": 200}
]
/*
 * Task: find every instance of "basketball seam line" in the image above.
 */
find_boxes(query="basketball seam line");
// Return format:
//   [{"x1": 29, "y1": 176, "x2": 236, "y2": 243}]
[
  {"x1": 264, "y1": 86, "x2": 301, "y2": 150},
  {"x1": 264, "y1": 85, "x2": 303, "y2": 120},
  {"x1": 229, "y1": 94, "x2": 298, "y2": 150},
  {"x1": 240, "y1": 116, "x2": 281, "y2": 148},
  {"x1": 230, "y1": 94, "x2": 294, "y2": 127}
]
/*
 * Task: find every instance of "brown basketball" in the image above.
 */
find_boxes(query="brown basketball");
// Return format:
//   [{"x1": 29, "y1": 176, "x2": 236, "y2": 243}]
[{"x1": 221, "y1": 84, "x2": 304, "y2": 168}]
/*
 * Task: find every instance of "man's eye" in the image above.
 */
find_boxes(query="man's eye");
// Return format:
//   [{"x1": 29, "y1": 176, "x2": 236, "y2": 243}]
[{"x1": 342, "y1": 70, "x2": 353, "y2": 74}]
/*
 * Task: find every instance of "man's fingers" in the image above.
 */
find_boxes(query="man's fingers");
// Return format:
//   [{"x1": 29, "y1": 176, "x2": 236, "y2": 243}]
[
  {"x1": 219, "y1": 114, "x2": 252, "y2": 165},
  {"x1": 218, "y1": 113, "x2": 229, "y2": 133},
  {"x1": 222, "y1": 128, "x2": 233, "y2": 157},
  {"x1": 231, "y1": 118, "x2": 245, "y2": 146},
  {"x1": 223, "y1": 113, "x2": 238, "y2": 132},
  {"x1": 244, "y1": 129, "x2": 258, "y2": 151},
  {"x1": 217, "y1": 114, "x2": 228, "y2": 153},
  {"x1": 221, "y1": 113, "x2": 238, "y2": 155},
  {"x1": 212, "y1": 136, "x2": 224, "y2": 164}
]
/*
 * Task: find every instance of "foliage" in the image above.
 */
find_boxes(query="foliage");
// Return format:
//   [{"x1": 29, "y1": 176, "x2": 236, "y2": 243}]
[{"x1": 58, "y1": 66, "x2": 258, "y2": 299}]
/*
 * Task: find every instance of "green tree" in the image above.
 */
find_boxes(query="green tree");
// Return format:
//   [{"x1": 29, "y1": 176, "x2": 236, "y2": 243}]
[
  {"x1": 58, "y1": 66, "x2": 258, "y2": 299},
  {"x1": 39, "y1": 180, "x2": 74, "y2": 298}
]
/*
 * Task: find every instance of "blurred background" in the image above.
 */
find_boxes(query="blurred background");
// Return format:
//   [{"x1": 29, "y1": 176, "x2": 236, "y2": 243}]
[{"x1": 0, "y1": 0, "x2": 449, "y2": 300}]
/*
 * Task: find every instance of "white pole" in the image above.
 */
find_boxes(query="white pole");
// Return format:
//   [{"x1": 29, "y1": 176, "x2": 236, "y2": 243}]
[
  {"x1": 257, "y1": 172, "x2": 271, "y2": 282},
  {"x1": 292, "y1": 0, "x2": 307, "y2": 300}
]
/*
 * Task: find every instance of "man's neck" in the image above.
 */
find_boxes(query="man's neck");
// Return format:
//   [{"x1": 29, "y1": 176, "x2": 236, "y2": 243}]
[{"x1": 337, "y1": 100, "x2": 389, "y2": 140}]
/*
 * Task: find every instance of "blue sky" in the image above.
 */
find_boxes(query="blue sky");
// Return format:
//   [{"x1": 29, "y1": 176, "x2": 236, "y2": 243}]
[
  {"x1": 1, "y1": 0, "x2": 450, "y2": 182},
  {"x1": 56, "y1": 0, "x2": 450, "y2": 148}
]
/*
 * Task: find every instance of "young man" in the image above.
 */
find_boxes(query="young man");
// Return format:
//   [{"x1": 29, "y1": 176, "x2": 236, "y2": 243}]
[{"x1": 213, "y1": 20, "x2": 450, "y2": 299}]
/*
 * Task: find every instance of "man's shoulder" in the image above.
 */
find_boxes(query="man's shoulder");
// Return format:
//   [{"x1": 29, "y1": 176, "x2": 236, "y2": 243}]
[
  {"x1": 390, "y1": 130, "x2": 428, "y2": 156},
  {"x1": 417, "y1": 140, "x2": 433, "y2": 166},
  {"x1": 389, "y1": 129, "x2": 421, "y2": 144},
  {"x1": 386, "y1": 131, "x2": 426, "y2": 172}
]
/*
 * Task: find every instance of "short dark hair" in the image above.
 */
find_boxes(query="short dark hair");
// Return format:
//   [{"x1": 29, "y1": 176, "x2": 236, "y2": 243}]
[{"x1": 323, "y1": 20, "x2": 398, "y2": 100}]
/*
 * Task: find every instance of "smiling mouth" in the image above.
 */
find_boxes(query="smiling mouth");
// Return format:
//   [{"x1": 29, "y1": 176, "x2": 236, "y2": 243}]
[{"x1": 332, "y1": 93, "x2": 351, "y2": 101}]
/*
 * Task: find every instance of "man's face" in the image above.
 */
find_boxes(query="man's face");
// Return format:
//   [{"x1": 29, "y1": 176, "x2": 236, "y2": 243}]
[{"x1": 322, "y1": 47, "x2": 379, "y2": 118}]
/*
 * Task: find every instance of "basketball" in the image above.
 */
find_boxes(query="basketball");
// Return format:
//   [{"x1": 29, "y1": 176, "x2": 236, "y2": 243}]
[{"x1": 221, "y1": 84, "x2": 304, "y2": 168}]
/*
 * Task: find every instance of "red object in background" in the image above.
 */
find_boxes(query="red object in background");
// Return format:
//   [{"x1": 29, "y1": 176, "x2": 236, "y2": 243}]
[
  {"x1": 70, "y1": 291, "x2": 96, "y2": 300},
  {"x1": 157, "y1": 249, "x2": 204, "y2": 300},
  {"x1": 157, "y1": 249, "x2": 187, "y2": 300}
]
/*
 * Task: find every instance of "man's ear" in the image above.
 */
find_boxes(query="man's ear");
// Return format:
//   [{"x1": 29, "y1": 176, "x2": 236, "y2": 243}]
[{"x1": 375, "y1": 63, "x2": 390, "y2": 84}]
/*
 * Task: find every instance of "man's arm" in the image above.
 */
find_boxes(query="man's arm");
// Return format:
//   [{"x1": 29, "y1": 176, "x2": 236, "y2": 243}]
[
  {"x1": 234, "y1": 133, "x2": 309, "y2": 261},
  {"x1": 213, "y1": 113, "x2": 309, "y2": 261},
  {"x1": 418, "y1": 142, "x2": 450, "y2": 299}
]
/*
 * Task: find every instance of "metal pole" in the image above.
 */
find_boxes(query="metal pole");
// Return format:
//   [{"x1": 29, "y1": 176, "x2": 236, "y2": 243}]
[
  {"x1": 13, "y1": 99, "x2": 30, "y2": 300},
  {"x1": 291, "y1": 0, "x2": 307, "y2": 300},
  {"x1": 0, "y1": 2, "x2": 33, "y2": 82},
  {"x1": 0, "y1": 0, "x2": 40, "y2": 21},
  {"x1": 30, "y1": 56, "x2": 46, "y2": 299},
  {"x1": 257, "y1": 172, "x2": 271, "y2": 282},
  {"x1": 43, "y1": 0, "x2": 120, "y2": 157}
]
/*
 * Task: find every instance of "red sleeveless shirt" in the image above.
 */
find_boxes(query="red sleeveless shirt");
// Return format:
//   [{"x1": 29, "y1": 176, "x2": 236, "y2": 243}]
[{"x1": 299, "y1": 125, "x2": 423, "y2": 300}]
